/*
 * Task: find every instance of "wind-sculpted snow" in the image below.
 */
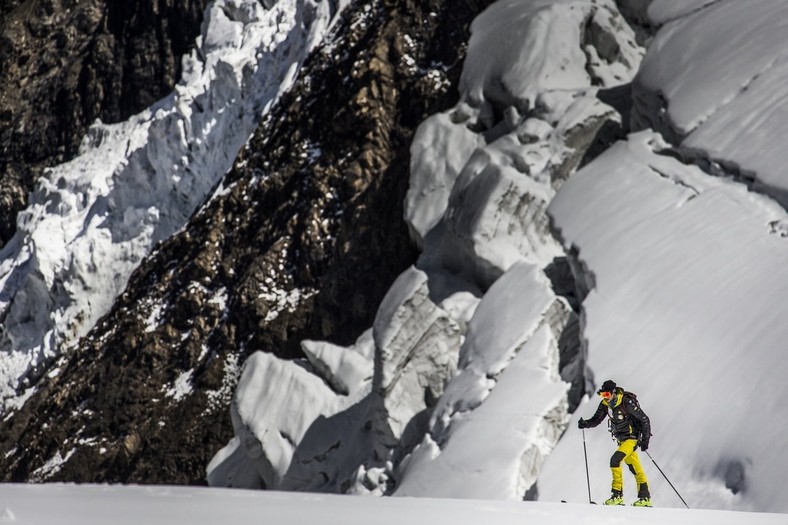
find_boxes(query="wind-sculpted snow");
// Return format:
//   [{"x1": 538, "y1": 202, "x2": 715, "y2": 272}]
[
  {"x1": 394, "y1": 262, "x2": 571, "y2": 500},
  {"x1": 212, "y1": 0, "x2": 642, "y2": 499},
  {"x1": 633, "y1": 0, "x2": 788, "y2": 204},
  {"x1": 0, "y1": 0, "x2": 347, "y2": 411},
  {"x1": 209, "y1": 267, "x2": 463, "y2": 493},
  {"x1": 647, "y1": 0, "x2": 726, "y2": 24},
  {"x1": 541, "y1": 131, "x2": 788, "y2": 512}
]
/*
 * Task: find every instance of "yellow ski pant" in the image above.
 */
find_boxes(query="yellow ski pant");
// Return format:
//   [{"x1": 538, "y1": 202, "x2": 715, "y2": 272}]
[{"x1": 610, "y1": 438, "x2": 648, "y2": 493}]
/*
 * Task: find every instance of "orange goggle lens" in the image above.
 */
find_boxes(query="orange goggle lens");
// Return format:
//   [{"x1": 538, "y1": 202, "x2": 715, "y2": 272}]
[{"x1": 598, "y1": 390, "x2": 613, "y2": 399}]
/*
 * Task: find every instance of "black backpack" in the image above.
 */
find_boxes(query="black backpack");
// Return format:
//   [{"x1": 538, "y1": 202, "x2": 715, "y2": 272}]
[{"x1": 620, "y1": 391, "x2": 647, "y2": 436}]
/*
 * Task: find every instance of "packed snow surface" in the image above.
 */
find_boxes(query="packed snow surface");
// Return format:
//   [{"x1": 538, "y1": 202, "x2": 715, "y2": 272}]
[{"x1": 0, "y1": 484, "x2": 785, "y2": 525}]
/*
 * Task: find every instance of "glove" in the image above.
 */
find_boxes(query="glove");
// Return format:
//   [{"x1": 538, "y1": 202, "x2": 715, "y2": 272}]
[
  {"x1": 578, "y1": 418, "x2": 589, "y2": 429},
  {"x1": 639, "y1": 438, "x2": 649, "y2": 451}
]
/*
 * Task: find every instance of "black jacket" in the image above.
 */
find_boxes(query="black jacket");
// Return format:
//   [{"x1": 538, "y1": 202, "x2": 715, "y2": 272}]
[{"x1": 586, "y1": 388, "x2": 651, "y2": 443}]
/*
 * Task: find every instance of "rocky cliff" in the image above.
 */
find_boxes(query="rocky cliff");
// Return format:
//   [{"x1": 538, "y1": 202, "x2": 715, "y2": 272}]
[{"x1": 0, "y1": 0, "x2": 209, "y2": 244}]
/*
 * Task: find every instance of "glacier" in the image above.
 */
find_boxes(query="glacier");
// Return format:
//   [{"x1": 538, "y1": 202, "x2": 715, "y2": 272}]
[{"x1": 208, "y1": 0, "x2": 644, "y2": 500}]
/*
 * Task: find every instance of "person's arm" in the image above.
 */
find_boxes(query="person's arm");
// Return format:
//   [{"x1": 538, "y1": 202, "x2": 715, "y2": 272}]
[{"x1": 578, "y1": 402, "x2": 607, "y2": 428}]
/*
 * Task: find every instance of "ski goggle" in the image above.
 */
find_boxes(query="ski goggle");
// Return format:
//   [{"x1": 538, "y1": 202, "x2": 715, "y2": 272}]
[{"x1": 598, "y1": 390, "x2": 614, "y2": 400}]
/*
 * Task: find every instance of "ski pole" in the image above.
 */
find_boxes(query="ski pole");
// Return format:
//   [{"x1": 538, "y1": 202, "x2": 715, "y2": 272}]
[
  {"x1": 645, "y1": 450, "x2": 690, "y2": 509},
  {"x1": 582, "y1": 428, "x2": 593, "y2": 504}
]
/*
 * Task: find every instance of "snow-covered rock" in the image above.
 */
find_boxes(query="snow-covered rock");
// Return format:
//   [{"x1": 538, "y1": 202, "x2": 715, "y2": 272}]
[
  {"x1": 0, "y1": 0, "x2": 347, "y2": 411},
  {"x1": 410, "y1": 0, "x2": 642, "y2": 287},
  {"x1": 404, "y1": 110, "x2": 484, "y2": 245},
  {"x1": 208, "y1": 267, "x2": 464, "y2": 494},
  {"x1": 372, "y1": 267, "x2": 464, "y2": 446},
  {"x1": 219, "y1": 335, "x2": 373, "y2": 490},
  {"x1": 459, "y1": 0, "x2": 641, "y2": 113},
  {"x1": 436, "y1": 91, "x2": 619, "y2": 288}
]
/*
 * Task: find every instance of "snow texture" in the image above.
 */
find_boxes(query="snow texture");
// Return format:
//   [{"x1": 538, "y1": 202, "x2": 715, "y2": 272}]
[
  {"x1": 0, "y1": 0, "x2": 348, "y2": 412},
  {"x1": 394, "y1": 262, "x2": 571, "y2": 500},
  {"x1": 1, "y1": 483, "x2": 786, "y2": 525},
  {"x1": 634, "y1": 0, "x2": 788, "y2": 204}
]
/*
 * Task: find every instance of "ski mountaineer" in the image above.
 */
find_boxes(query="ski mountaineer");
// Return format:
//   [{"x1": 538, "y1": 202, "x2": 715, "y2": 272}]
[{"x1": 578, "y1": 379, "x2": 653, "y2": 507}]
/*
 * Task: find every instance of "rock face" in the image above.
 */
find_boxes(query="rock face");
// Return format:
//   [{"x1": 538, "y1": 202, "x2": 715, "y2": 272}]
[
  {"x1": 0, "y1": 0, "x2": 210, "y2": 245},
  {"x1": 0, "y1": 0, "x2": 495, "y2": 484}
]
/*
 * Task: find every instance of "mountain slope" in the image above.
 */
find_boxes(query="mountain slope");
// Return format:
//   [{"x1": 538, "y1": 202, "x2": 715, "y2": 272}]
[
  {"x1": 0, "y1": 0, "x2": 210, "y2": 244},
  {"x1": 0, "y1": 0, "x2": 494, "y2": 484},
  {"x1": 1, "y1": 0, "x2": 787, "y2": 516}
]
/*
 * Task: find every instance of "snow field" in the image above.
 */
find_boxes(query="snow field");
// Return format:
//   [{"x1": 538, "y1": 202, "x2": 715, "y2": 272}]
[{"x1": 0, "y1": 483, "x2": 785, "y2": 525}]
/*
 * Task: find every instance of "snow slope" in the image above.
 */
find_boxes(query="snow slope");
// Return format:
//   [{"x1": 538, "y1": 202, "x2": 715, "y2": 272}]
[
  {"x1": 635, "y1": 0, "x2": 788, "y2": 202},
  {"x1": 0, "y1": 484, "x2": 784, "y2": 525},
  {"x1": 539, "y1": 131, "x2": 788, "y2": 512}
]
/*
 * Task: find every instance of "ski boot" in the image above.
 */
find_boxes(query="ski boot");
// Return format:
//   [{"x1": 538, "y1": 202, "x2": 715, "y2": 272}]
[
  {"x1": 604, "y1": 490, "x2": 624, "y2": 506},
  {"x1": 633, "y1": 483, "x2": 652, "y2": 507}
]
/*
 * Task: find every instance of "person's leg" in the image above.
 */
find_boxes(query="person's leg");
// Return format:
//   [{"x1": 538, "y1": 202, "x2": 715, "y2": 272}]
[
  {"x1": 624, "y1": 448, "x2": 651, "y2": 505},
  {"x1": 606, "y1": 440, "x2": 636, "y2": 505},
  {"x1": 610, "y1": 449, "x2": 626, "y2": 493}
]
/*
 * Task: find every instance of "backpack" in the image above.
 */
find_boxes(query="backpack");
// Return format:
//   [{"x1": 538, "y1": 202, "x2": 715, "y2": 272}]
[{"x1": 620, "y1": 391, "x2": 647, "y2": 436}]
